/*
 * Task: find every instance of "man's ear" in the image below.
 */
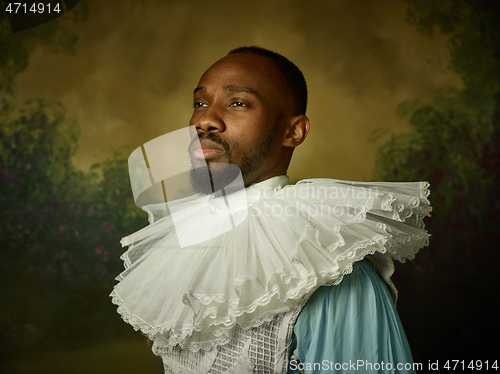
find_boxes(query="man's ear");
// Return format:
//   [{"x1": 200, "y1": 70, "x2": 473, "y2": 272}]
[{"x1": 283, "y1": 115, "x2": 310, "y2": 147}]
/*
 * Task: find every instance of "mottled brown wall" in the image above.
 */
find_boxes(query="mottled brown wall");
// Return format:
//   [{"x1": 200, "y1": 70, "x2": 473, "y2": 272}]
[{"x1": 15, "y1": 0, "x2": 460, "y2": 181}]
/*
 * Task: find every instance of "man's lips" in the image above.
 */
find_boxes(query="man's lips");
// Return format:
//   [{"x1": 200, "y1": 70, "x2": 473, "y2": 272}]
[
  {"x1": 191, "y1": 139, "x2": 226, "y2": 160},
  {"x1": 192, "y1": 148, "x2": 225, "y2": 159}
]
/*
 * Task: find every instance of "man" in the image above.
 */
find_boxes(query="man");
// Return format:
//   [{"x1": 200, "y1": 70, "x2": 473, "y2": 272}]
[
  {"x1": 111, "y1": 47, "x2": 431, "y2": 373},
  {"x1": 187, "y1": 47, "x2": 309, "y2": 195}
]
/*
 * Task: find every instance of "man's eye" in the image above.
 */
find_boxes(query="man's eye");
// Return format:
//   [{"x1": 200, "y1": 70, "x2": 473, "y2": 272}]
[
  {"x1": 193, "y1": 102, "x2": 207, "y2": 108},
  {"x1": 230, "y1": 101, "x2": 247, "y2": 107}
]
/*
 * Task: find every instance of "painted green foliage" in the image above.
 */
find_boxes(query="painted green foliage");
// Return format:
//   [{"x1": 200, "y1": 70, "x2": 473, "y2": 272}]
[
  {"x1": 374, "y1": 0, "x2": 500, "y2": 261},
  {"x1": 373, "y1": 0, "x2": 500, "y2": 360},
  {"x1": 0, "y1": 4, "x2": 147, "y2": 352},
  {"x1": 0, "y1": 99, "x2": 146, "y2": 348}
]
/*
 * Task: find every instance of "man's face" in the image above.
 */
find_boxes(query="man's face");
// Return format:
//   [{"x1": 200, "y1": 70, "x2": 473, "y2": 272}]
[{"x1": 188, "y1": 53, "x2": 291, "y2": 194}]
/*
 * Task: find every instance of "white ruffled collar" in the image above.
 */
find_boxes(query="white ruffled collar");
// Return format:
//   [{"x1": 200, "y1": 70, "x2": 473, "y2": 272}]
[
  {"x1": 111, "y1": 177, "x2": 431, "y2": 352},
  {"x1": 206, "y1": 175, "x2": 289, "y2": 215},
  {"x1": 247, "y1": 175, "x2": 289, "y2": 198}
]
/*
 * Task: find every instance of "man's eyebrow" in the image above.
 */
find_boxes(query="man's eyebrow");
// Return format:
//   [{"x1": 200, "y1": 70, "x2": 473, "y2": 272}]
[
  {"x1": 193, "y1": 86, "x2": 257, "y2": 95},
  {"x1": 224, "y1": 86, "x2": 257, "y2": 95}
]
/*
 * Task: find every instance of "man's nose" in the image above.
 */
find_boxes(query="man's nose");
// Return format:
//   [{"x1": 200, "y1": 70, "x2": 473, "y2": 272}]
[{"x1": 196, "y1": 105, "x2": 225, "y2": 133}]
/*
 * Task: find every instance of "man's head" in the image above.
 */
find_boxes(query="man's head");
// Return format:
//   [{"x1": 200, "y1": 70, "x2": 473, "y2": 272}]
[
  {"x1": 228, "y1": 46, "x2": 308, "y2": 116},
  {"x1": 189, "y1": 46, "x2": 309, "y2": 194}
]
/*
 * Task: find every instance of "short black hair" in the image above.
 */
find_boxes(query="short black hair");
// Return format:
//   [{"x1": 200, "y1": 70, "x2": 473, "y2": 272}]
[{"x1": 228, "y1": 46, "x2": 308, "y2": 115}]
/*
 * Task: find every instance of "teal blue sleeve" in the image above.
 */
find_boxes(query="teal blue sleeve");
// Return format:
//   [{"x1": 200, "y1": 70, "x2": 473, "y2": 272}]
[{"x1": 288, "y1": 260, "x2": 415, "y2": 374}]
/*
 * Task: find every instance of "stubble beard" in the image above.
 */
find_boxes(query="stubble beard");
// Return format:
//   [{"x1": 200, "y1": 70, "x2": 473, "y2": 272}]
[{"x1": 189, "y1": 121, "x2": 279, "y2": 195}]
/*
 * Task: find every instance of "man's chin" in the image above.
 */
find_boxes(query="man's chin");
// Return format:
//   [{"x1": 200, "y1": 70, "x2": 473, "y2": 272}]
[{"x1": 189, "y1": 163, "x2": 242, "y2": 195}]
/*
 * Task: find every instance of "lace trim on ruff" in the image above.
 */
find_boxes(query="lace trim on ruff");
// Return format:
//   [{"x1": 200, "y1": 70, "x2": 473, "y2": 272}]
[
  {"x1": 110, "y1": 240, "x2": 428, "y2": 352},
  {"x1": 110, "y1": 180, "x2": 431, "y2": 352}
]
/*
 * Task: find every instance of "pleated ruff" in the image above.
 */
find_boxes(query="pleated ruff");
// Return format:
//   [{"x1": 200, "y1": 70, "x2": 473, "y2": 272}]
[{"x1": 109, "y1": 176, "x2": 431, "y2": 353}]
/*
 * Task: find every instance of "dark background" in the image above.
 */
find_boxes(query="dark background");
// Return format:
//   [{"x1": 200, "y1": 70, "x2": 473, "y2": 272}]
[{"x1": 1, "y1": 0, "x2": 498, "y2": 373}]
